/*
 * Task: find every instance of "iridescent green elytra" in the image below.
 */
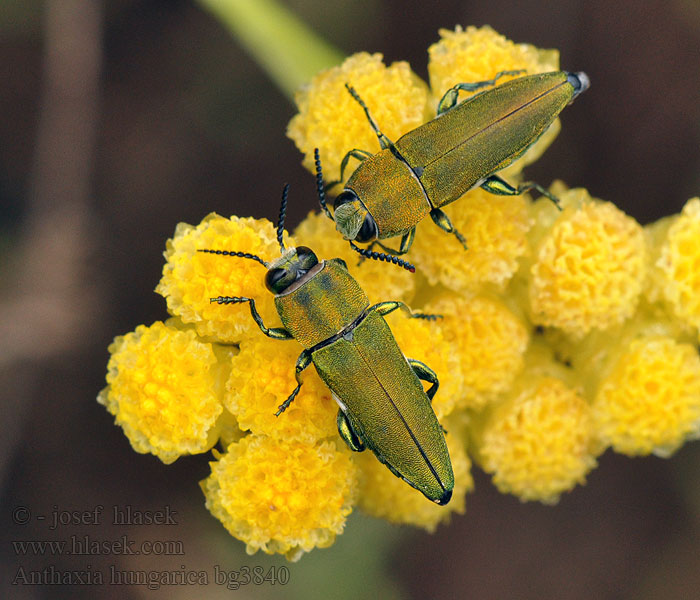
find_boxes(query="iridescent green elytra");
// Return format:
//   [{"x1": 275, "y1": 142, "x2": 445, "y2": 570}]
[
  {"x1": 201, "y1": 188, "x2": 454, "y2": 505},
  {"x1": 316, "y1": 70, "x2": 590, "y2": 255}
]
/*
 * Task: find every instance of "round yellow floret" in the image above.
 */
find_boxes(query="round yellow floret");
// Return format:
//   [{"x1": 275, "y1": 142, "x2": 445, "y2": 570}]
[
  {"x1": 293, "y1": 210, "x2": 416, "y2": 304},
  {"x1": 527, "y1": 188, "x2": 647, "y2": 338},
  {"x1": 428, "y1": 25, "x2": 561, "y2": 177},
  {"x1": 98, "y1": 321, "x2": 224, "y2": 464},
  {"x1": 473, "y1": 372, "x2": 597, "y2": 504},
  {"x1": 201, "y1": 436, "x2": 357, "y2": 561},
  {"x1": 225, "y1": 334, "x2": 338, "y2": 444},
  {"x1": 424, "y1": 293, "x2": 530, "y2": 410},
  {"x1": 287, "y1": 52, "x2": 430, "y2": 183},
  {"x1": 647, "y1": 198, "x2": 700, "y2": 333},
  {"x1": 592, "y1": 336, "x2": 700, "y2": 457},
  {"x1": 411, "y1": 187, "x2": 531, "y2": 292},
  {"x1": 156, "y1": 213, "x2": 292, "y2": 343},
  {"x1": 356, "y1": 430, "x2": 472, "y2": 532}
]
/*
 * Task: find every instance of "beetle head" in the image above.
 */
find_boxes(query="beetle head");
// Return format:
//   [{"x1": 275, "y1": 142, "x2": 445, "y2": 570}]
[
  {"x1": 334, "y1": 190, "x2": 377, "y2": 243},
  {"x1": 265, "y1": 246, "x2": 319, "y2": 294}
]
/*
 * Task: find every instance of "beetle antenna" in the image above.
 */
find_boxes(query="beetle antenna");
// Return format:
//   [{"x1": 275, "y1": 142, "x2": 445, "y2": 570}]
[
  {"x1": 345, "y1": 84, "x2": 393, "y2": 150},
  {"x1": 349, "y1": 242, "x2": 415, "y2": 273},
  {"x1": 314, "y1": 148, "x2": 334, "y2": 221},
  {"x1": 197, "y1": 249, "x2": 269, "y2": 267},
  {"x1": 277, "y1": 183, "x2": 289, "y2": 252}
]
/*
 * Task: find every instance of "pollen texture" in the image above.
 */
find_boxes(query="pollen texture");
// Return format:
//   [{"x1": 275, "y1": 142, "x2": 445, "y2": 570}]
[
  {"x1": 592, "y1": 336, "x2": 700, "y2": 457},
  {"x1": 528, "y1": 189, "x2": 647, "y2": 337},
  {"x1": 98, "y1": 321, "x2": 224, "y2": 463},
  {"x1": 202, "y1": 436, "x2": 357, "y2": 561}
]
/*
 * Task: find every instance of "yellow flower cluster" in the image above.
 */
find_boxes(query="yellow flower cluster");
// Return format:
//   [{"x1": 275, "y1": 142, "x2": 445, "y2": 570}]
[
  {"x1": 201, "y1": 436, "x2": 357, "y2": 561},
  {"x1": 100, "y1": 25, "x2": 700, "y2": 560},
  {"x1": 225, "y1": 333, "x2": 338, "y2": 444},
  {"x1": 524, "y1": 188, "x2": 648, "y2": 337},
  {"x1": 98, "y1": 320, "x2": 226, "y2": 464},
  {"x1": 592, "y1": 335, "x2": 700, "y2": 457},
  {"x1": 412, "y1": 188, "x2": 531, "y2": 292},
  {"x1": 470, "y1": 345, "x2": 598, "y2": 504},
  {"x1": 647, "y1": 197, "x2": 700, "y2": 335}
]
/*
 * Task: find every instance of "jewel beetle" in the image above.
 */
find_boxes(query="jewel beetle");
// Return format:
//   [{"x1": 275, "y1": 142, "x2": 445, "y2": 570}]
[
  {"x1": 315, "y1": 69, "x2": 590, "y2": 254},
  {"x1": 199, "y1": 186, "x2": 454, "y2": 505}
]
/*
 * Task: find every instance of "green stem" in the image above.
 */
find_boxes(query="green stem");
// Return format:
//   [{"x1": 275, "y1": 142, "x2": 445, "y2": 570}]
[{"x1": 196, "y1": 0, "x2": 344, "y2": 100}]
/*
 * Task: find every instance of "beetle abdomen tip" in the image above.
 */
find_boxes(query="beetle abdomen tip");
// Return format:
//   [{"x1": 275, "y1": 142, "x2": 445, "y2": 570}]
[
  {"x1": 566, "y1": 71, "x2": 590, "y2": 99},
  {"x1": 434, "y1": 488, "x2": 453, "y2": 505}
]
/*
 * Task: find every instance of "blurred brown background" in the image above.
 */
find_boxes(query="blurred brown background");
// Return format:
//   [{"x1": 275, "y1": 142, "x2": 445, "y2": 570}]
[{"x1": 1, "y1": 1, "x2": 700, "y2": 598}]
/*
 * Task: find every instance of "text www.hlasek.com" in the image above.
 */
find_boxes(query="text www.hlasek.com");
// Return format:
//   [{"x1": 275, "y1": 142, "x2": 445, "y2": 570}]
[{"x1": 12, "y1": 535, "x2": 183, "y2": 556}]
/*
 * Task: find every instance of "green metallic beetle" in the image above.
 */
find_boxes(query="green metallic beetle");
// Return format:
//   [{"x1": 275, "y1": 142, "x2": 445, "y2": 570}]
[
  {"x1": 314, "y1": 69, "x2": 590, "y2": 254},
  {"x1": 200, "y1": 187, "x2": 454, "y2": 505}
]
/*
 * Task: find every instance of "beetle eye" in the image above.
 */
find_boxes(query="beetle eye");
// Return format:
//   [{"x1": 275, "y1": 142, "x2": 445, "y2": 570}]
[
  {"x1": 334, "y1": 190, "x2": 358, "y2": 209},
  {"x1": 295, "y1": 246, "x2": 318, "y2": 270},
  {"x1": 354, "y1": 213, "x2": 377, "y2": 243},
  {"x1": 265, "y1": 267, "x2": 292, "y2": 293}
]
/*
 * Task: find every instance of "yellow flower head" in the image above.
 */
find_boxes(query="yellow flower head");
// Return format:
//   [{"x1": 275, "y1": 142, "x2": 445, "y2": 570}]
[
  {"x1": 225, "y1": 333, "x2": 338, "y2": 443},
  {"x1": 411, "y1": 187, "x2": 531, "y2": 293},
  {"x1": 287, "y1": 52, "x2": 430, "y2": 183},
  {"x1": 428, "y1": 25, "x2": 561, "y2": 178},
  {"x1": 98, "y1": 321, "x2": 225, "y2": 464},
  {"x1": 527, "y1": 188, "x2": 647, "y2": 338},
  {"x1": 293, "y1": 210, "x2": 416, "y2": 304},
  {"x1": 424, "y1": 292, "x2": 530, "y2": 411},
  {"x1": 201, "y1": 436, "x2": 357, "y2": 562},
  {"x1": 592, "y1": 335, "x2": 700, "y2": 457},
  {"x1": 156, "y1": 213, "x2": 293, "y2": 343},
  {"x1": 356, "y1": 429, "x2": 472, "y2": 532},
  {"x1": 472, "y1": 351, "x2": 597, "y2": 504},
  {"x1": 647, "y1": 198, "x2": 700, "y2": 334}
]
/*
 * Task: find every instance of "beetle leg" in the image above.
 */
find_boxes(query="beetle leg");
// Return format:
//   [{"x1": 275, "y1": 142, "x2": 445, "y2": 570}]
[
  {"x1": 406, "y1": 358, "x2": 439, "y2": 402},
  {"x1": 437, "y1": 69, "x2": 526, "y2": 114},
  {"x1": 336, "y1": 410, "x2": 366, "y2": 452},
  {"x1": 337, "y1": 148, "x2": 373, "y2": 182},
  {"x1": 407, "y1": 359, "x2": 449, "y2": 438},
  {"x1": 324, "y1": 149, "x2": 375, "y2": 195},
  {"x1": 210, "y1": 296, "x2": 293, "y2": 340},
  {"x1": 429, "y1": 208, "x2": 468, "y2": 249},
  {"x1": 361, "y1": 228, "x2": 416, "y2": 259},
  {"x1": 369, "y1": 301, "x2": 442, "y2": 322},
  {"x1": 275, "y1": 350, "x2": 313, "y2": 416},
  {"x1": 344, "y1": 83, "x2": 394, "y2": 149},
  {"x1": 480, "y1": 174, "x2": 562, "y2": 209},
  {"x1": 376, "y1": 228, "x2": 416, "y2": 255},
  {"x1": 397, "y1": 228, "x2": 416, "y2": 254}
]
